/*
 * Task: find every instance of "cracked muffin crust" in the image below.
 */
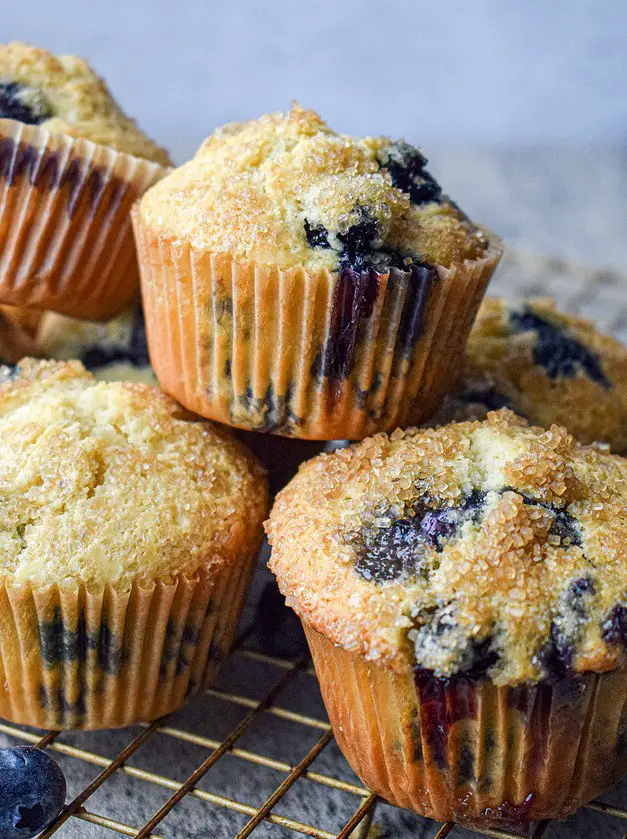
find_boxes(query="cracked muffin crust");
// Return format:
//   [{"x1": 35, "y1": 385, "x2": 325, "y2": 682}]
[
  {"x1": 134, "y1": 105, "x2": 502, "y2": 438},
  {"x1": 0, "y1": 359, "x2": 267, "y2": 586},
  {"x1": 0, "y1": 42, "x2": 170, "y2": 163},
  {"x1": 433, "y1": 298, "x2": 627, "y2": 451},
  {"x1": 267, "y1": 410, "x2": 627, "y2": 686},
  {"x1": 140, "y1": 104, "x2": 485, "y2": 272}
]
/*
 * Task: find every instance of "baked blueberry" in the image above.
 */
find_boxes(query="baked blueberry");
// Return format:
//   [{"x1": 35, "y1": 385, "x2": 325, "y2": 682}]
[
  {"x1": 377, "y1": 140, "x2": 443, "y2": 205},
  {"x1": 431, "y1": 297, "x2": 627, "y2": 452},
  {"x1": 0, "y1": 746, "x2": 66, "y2": 839},
  {"x1": 0, "y1": 80, "x2": 51, "y2": 125},
  {"x1": 355, "y1": 491, "x2": 484, "y2": 583},
  {"x1": 0, "y1": 43, "x2": 170, "y2": 163},
  {"x1": 510, "y1": 306, "x2": 610, "y2": 388},
  {"x1": 602, "y1": 604, "x2": 627, "y2": 648},
  {"x1": 304, "y1": 218, "x2": 331, "y2": 249},
  {"x1": 268, "y1": 410, "x2": 627, "y2": 827},
  {"x1": 37, "y1": 304, "x2": 156, "y2": 385}
]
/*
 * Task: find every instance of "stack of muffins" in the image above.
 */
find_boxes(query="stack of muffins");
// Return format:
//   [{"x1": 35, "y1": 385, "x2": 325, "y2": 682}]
[{"x1": 1, "y1": 40, "x2": 626, "y2": 833}]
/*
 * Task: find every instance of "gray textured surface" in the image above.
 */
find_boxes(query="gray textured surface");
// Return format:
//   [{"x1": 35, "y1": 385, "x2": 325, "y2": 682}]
[{"x1": 2, "y1": 252, "x2": 627, "y2": 838}]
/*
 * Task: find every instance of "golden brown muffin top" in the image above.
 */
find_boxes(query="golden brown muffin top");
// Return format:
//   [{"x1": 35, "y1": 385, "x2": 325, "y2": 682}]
[
  {"x1": 433, "y1": 298, "x2": 627, "y2": 452},
  {"x1": 267, "y1": 411, "x2": 627, "y2": 686},
  {"x1": 0, "y1": 42, "x2": 170, "y2": 164},
  {"x1": 0, "y1": 359, "x2": 268, "y2": 588},
  {"x1": 140, "y1": 104, "x2": 487, "y2": 272}
]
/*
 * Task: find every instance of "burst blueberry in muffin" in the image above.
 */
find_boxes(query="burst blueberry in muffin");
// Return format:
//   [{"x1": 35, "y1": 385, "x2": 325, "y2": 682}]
[
  {"x1": 0, "y1": 359, "x2": 267, "y2": 729},
  {"x1": 36, "y1": 303, "x2": 157, "y2": 384},
  {"x1": 0, "y1": 42, "x2": 170, "y2": 319},
  {"x1": 134, "y1": 104, "x2": 503, "y2": 439},
  {"x1": 433, "y1": 297, "x2": 627, "y2": 451},
  {"x1": 267, "y1": 411, "x2": 627, "y2": 827}
]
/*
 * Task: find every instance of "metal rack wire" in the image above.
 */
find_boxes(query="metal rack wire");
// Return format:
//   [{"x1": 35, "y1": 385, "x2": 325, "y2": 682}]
[
  {"x1": 1, "y1": 252, "x2": 627, "y2": 838},
  {"x1": 1, "y1": 630, "x2": 626, "y2": 839}
]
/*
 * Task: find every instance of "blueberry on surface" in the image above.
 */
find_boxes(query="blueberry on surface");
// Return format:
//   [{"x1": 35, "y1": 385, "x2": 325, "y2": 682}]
[
  {"x1": 0, "y1": 81, "x2": 51, "y2": 125},
  {"x1": 377, "y1": 141, "x2": 443, "y2": 205},
  {"x1": 337, "y1": 214, "x2": 381, "y2": 271},
  {"x1": 0, "y1": 746, "x2": 66, "y2": 839},
  {"x1": 513, "y1": 491, "x2": 582, "y2": 547},
  {"x1": 303, "y1": 218, "x2": 331, "y2": 250},
  {"x1": 355, "y1": 492, "x2": 484, "y2": 583},
  {"x1": 510, "y1": 307, "x2": 610, "y2": 388}
]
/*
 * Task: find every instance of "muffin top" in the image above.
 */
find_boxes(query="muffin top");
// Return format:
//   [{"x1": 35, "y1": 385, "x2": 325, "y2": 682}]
[
  {"x1": 0, "y1": 42, "x2": 170, "y2": 164},
  {"x1": 37, "y1": 304, "x2": 157, "y2": 385},
  {"x1": 433, "y1": 298, "x2": 627, "y2": 452},
  {"x1": 140, "y1": 104, "x2": 488, "y2": 272},
  {"x1": 0, "y1": 360, "x2": 268, "y2": 588},
  {"x1": 267, "y1": 411, "x2": 627, "y2": 686}
]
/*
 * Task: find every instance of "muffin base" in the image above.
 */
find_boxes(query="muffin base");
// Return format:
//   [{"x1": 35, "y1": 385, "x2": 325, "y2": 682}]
[
  {"x1": 0, "y1": 550, "x2": 256, "y2": 730},
  {"x1": 133, "y1": 209, "x2": 503, "y2": 440},
  {"x1": 304, "y1": 624, "x2": 627, "y2": 829},
  {"x1": 0, "y1": 120, "x2": 168, "y2": 320}
]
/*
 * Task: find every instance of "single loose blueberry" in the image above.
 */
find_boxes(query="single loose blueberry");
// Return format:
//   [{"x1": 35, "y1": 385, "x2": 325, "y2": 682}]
[
  {"x1": 377, "y1": 141, "x2": 443, "y2": 205},
  {"x1": 0, "y1": 81, "x2": 52, "y2": 125},
  {"x1": 0, "y1": 746, "x2": 66, "y2": 838},
  {"x1": 304, "y1": 218, "x2": 331, "y2": 249},
  {"x1": 510, "y1": 307, "x2": 610, "y2": 388}
]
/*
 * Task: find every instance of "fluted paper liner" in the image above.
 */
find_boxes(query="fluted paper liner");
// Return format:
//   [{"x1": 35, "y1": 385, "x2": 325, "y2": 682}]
[
  {"x1": 0, "y1": 119, "x2": 168, "y2": 320},
  {"x1": 304, "y1": 624, "x2": 627, "y2": 829},
  {"x1": 0, "y1": 550, "x2": 255, "y2": 730},
  {"x1": 133, "y1": 207, "x2": 503, "y2": 440}
]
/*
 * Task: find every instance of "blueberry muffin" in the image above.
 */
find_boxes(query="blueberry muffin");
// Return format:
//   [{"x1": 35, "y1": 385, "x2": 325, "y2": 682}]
[
  {"x1": 36, "y1": 306, "x2": 324, "y2": 492},
  {"x1": 0, "y1": 43, "x2": 170, "y2": 319},
  {"x1": 134, "y1": 104, "x2": 503, "y2": 439},
  {"x1": 267, "y1": 411, "x2": 627, "y2": 827},
  {"x1": 0, "y1": 359, "x2": 268, "y2": 729},
  {"x1": 37, "y1": 303, "x2": 157, "y2": 384},
  {"x1": 433, "y1": 297, "x2": 627, "y2": 452}
]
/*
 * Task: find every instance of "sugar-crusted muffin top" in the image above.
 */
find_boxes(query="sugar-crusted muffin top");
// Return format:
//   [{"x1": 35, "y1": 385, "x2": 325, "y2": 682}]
[
  {"x1": 267, "y1": 411, "x2": 627, "y2": 686},
  {"x1": 0, "y1": 360, "x2": 268, "y2": 588},
  {"x1": 0, "y1": 42, "x2": 170, "y2": 164},
  {"x1": 433, "y1": 298, "x2": 627, "y2": 452},
  {"x1": 37, "y1": 304, "x2": 157, "y2": 385},
  {"x1": 140, "y1": 104, "x2": 487, "y2": 272}
]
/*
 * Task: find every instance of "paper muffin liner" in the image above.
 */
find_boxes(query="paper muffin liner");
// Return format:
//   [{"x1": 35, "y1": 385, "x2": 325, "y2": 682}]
[
  {"x1": 133, "y1": 208, "x2": 503, "y2": 440},
  {"x1": 0, "y1": 550, "x2": 256, "y2": 730},
  {"x1": 304, "y1": 624, "x2": 627, "y2": 829},
  {"x1": 0, "y1": 119, "x2": 168, "y2": 320}
]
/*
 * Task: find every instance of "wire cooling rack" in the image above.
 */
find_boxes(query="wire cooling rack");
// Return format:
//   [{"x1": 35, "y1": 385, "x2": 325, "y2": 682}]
[{"x1": 1, "y1": 251, "x2": 627, "y2": 839}]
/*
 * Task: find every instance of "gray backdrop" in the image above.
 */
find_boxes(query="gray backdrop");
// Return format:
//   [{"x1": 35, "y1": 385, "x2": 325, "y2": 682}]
[{"x1": 3, "y1": 1, "x2": 627, "y2": 268}]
